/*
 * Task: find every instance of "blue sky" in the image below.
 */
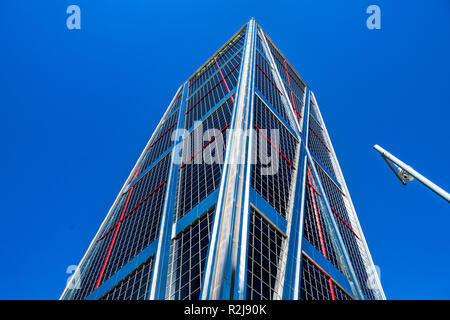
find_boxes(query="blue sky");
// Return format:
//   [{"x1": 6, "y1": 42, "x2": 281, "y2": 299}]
[{"x1": 0, "y1": 0, "x2": 449, "y2": 299}]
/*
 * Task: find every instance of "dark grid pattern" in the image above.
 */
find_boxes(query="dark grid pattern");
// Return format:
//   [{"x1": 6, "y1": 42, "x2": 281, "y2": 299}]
[
  {"x1": 166, "y1": 206, "x2": 215, "y2": 300},
  {"x1": 257, "y1": 31, "x2": 303, "y2": 127},
  {"x1": 300, "y1": 254, "x2": 352, "y2": 300},
  {"x1": 308, "y1": 115, "x2": 337, "y2": 179},
  {"x1": 315, "y1": 162, "x2": 350, "y2": 226},
  {"x1": 256, "y1": 31, "x2": 268, "y2": 59},
  {"x1": 99, "y1": 154, "x2": 171, "y2": 286},
  {"x1": 265, "y1": 36, "x2": 306, "y2": 102},
  {"x1": 255, "y1": 51, "x2": 295, "y2": 129},
  {"x1": 138, "y1": 111, "x2": 178, "y2": 173},
  {"x1": 251, "y1": 96, "x2": 298, "y2": 218},
  {"x1": 266, "y1": 39, "x2": 288, "y2": 85},
  {"x1": 302, "y1": 165, "x2": 344, "y2": 274},
  {"x1": 334, "y1": 281, "x2": 354, "y2": 300},
  {"x1": 176, "y1": 97, "x2": 234, "y2": 220},
  {"x1": 184, "y1": 52, "x2": 241, "y2": 131},
  {"x1": 314, "y1": 161, "x2": 376, "y2": 300},
  {"x1": 246, "y1": 207, "x2": 285, "y2": 300},
  {"x1": 309, "y1": 99, "x2": 322, "y2": 125},
  {"x1": 284, "y1": 61, "x2": 306, "y2": 102},
  {"x1": 300, "y1": 255, "x2": 333, "y2": 300},
  {"x1": 100, "y1": 257, "x2": 154, "y2": 300},
  {"x1": 187, "y1": 49, "x2": 242, "y2": 101},
  {"x1": 286, "y1": 86, "x2": 304, "y2": 126},
  {"x1": 188, "y1": 31, "x2": 245, "y2": 93}
]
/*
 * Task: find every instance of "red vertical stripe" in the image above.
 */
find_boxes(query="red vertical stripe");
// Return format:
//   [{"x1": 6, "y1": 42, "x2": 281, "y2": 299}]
[
  {"x1": 213, "y1": 56, "x2": 234, "y2": 103},
  {"x1": 94, "y1": 166, "x2": 141, "y2": 290},
  {"x1": 309, "y1": 126, "x2": 331, "y2": 153},
  {"x1": 308, "y1": 164, "x2": 338, "y2": 299},
  {"x1": 329, "y1": 278, "x2": 336, "y2": 300},
  {"x1": 254, "y1": 124, "x2": 296, "y2": 170},
  {"x1": 283, "y1": 59, "x2": 301, "y2": 121},
  {"x1": 307, "y1": 166, "x2": 327, "y2": 259}
]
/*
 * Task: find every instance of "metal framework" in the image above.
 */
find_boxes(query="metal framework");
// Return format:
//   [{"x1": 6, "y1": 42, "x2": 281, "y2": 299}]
[
  {"x1": 374, "y1": 144, "x2": 450, "y2": 203},
  {"x1": 61, "y1": 19, "x2": 385, "y2": 300}
]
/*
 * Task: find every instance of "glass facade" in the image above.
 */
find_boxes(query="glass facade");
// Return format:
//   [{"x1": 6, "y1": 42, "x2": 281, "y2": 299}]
[
  {"x1": 246, "y1": 207, "x2": 286, "y2": 300},
  {"x1": 61, "y1": 19, "x2": 384, "y2": 301},
  {"x1": 166, "y1": 206, "x2": 215, "y2": 300}
]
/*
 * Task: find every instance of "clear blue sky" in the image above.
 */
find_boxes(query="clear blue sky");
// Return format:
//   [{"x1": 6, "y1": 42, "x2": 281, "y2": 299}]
[{"x1": 0, "y1": 0, "x2": 449, "y2": 299}]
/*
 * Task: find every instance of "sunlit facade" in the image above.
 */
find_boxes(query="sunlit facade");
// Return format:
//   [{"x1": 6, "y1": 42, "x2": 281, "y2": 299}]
[{"x1": 61, "y1": 19, "x2": 385, "y2": 300}]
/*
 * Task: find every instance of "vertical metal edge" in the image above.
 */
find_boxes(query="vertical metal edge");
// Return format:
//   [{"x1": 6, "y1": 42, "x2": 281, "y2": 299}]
[
  {"x1": 149, "y1": 82, "x2": 188, "y2": 300},
  {"x1": 201, "y1": 19, "x2": 256, "y2": 300}
]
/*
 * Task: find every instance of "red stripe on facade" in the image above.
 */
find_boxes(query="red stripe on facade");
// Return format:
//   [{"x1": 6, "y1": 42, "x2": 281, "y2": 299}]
[
  {"x1": 214, "y1": 56, "x2": 234, "y2": 103},
  {"x1": 189, "y1": 33, "x2": 245, "y2": 88},
  {"x1": 254, "y1": 124, "x2": 296, "y2": 170},
  {"x1": 185, "y1": 63, "x2": 240, "y2": 115},
  {"x1": 147, "y1": 122, "x2": 177, "y2": 149},
  {"x1": 306, "y1": 180, "x2": 322, "y2": 197},
  {"x1": 309, "y1": 126, "x2": 331, "y2": 153},
  {"x1": 307, "y1": 166, "x2": 328, "y2": 258},
  {"x1": 255, "y1": 63, "x2": 284, "y2": 96},
  {"x1": 96, "y1": 178, "x2": 168, "y2": 242},
  {"x1": 330, "y1": 206, "x2": 359, "y2": 239},
  {"x1": 328, "y1": 278, "x2": 336, "y2": 300},
  {"x1": 94, "y1": 166, "x2": 141, "y2": 289},
  {"x1": 269, "y1": 49, "x2": 305, "y2": 94},
  {"x1": 283, "y1": 59, "x2": 302, "y2": 121}
]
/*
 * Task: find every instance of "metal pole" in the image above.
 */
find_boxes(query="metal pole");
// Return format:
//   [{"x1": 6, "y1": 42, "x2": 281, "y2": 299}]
[{"x1": 374, "y1": 144, "x2": 450, "y2": 203}]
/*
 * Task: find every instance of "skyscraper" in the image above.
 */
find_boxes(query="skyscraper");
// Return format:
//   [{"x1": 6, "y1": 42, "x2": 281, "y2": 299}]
[{"x1": 61, "y1": 19, "x2": 385, "y2": 300}]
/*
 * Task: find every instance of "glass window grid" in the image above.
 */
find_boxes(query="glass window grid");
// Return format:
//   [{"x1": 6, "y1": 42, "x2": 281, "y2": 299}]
[
  {"x1": 265, "y1": 36, "x2": 306, "y2": 101},
  {"x1": 300, "y1": 254, "x2": 352, "y2": 300},
  {"x1": 251, "y1": 96, "x2": 298, "y2": 218},
  {"x1": 185, "y1": 52, "x2": 241, "y2": 130},
  {"x1": 308, "y1": 116, "x2": 338, "y2": 179},
  {"x1": 255, "y1": 51, "x2": 296, "y2": 130},
  {"x1": 263, "y1": 44, "x2": 305, "y2": 125},
  {"x1": 256, "y1": 32, "x2": 268, "y2": 60},
  {"x1": 166, "y1": 206, "x2": 215, "y2": 300},
  {"x1": 315, "y1": 162, "x2": 350, "y2": 225},
  {"x1": 309, "y1": 99, "x2": 322, "y2": 126},
  {"x1": 255, "y1": 37, "x2": 304, "y2": 129},
  {"x1": 176, "y1": 97, "x2": 234, "y2": 220},
  {"x1": 188, "y1": 31, "x2": 245, "y2": 92},
  {"x1": 246, "y1": 207, "x2": 286, "y2": 300},
  {"x1": 138, "y1": 111, "x2": 178, "y2": 173},
  {"x1": 187, "y1": 49, "x2": 242, "y2": 102},
  {"x1": 302, "y1": 165, "x2": 345, "y2": 275},
  {"x1": 100, "y1": 257, "x2": 154, "y2": 300},
  {"x1": 285, "y1": 63, "x2": 306, "y2": 102},
  {"x1": 314, "y1": 162, "x2": 376, "y2": 300},
  {"x1": 99, "y1": 154, "x2": 171, "y2": 284},
  {"x1": 284, "y1": 84, "x2": 304, "y2": 126}
]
